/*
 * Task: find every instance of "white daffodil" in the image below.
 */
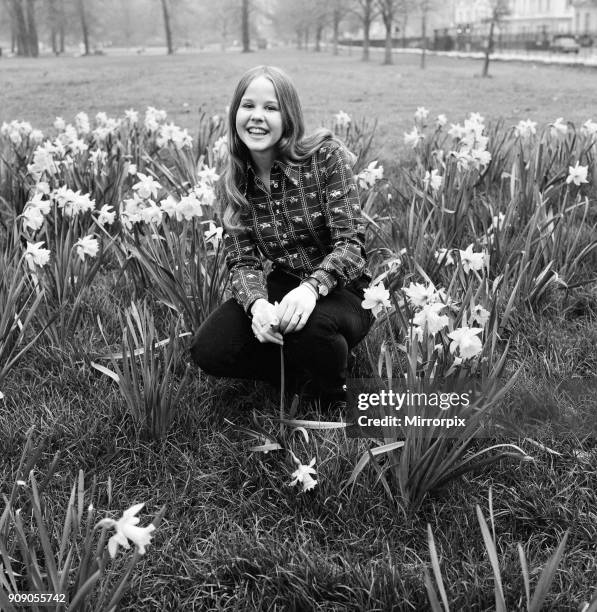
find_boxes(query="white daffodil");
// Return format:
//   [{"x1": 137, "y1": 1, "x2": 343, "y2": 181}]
[
  {"x1": 334, "y1": 110, "x2": 351, "y2": 130},
  {"x1": 357, "y1": 160, "x2": 384, "y2": 189},
  {"x1": 25, "y1": 241, "x2": 50, "y2": 268},
  {"x1": 448, "y1": 123, "x2": 467, "y2": 140},
  {"x1": 436, "y1": 114, "x2": 448, "y2": 127},
  {"x1": 581, "y1": 119, "x2": 597, "y2": 137},
  {"x1": 96, "y1": 503, "x2": 156, "y2": 559},
  {"x1": 0, "y1": 391, "x2": 4, "y2": 400},
  {"x1": 128, "y1": 163, "x2": 138, "y2": 176},
  {"x1": 412, "y1": 302, "x2": 449, "y2": 335},
  {"x1": 54, "y1": 117, "x2": 66, "y2": 131},
  {"x1": 74, "y1": 235, "x2": 99, "y2": 262},
  {"x1": 423, "y1": 169, "x2": 443, "y2": 191},
  {"x1": 212, "y1": 135, "x2": 228, "y2": 161},
  {"x1": 289, "y1": 458, "x2": 318, "y2": 493},
  {"x1": 515, "y1": 119, "x2": 537, "y2": 139},
  {"x1": 566, "y1": 161, "x2": 589, "y2": 186},
  {"x1": 404, "y1": 127, "x2": 423, "y2": 148},
  {"x1": 75, "y1": 112, "x2": 90, "y2": 135},
  {"x1": 362, "y1": 283, "x2": 391, "y2": 317},
  {"x1": 175, "y1": 194, "x2": 203, "y2": 221},
  {"x1": 448, "y1": 326, "x2": 484, "y2": 360},
  {"x1": 414, "y1": 106, "x2": 429, "y2": 122},
  {"x1": 125, "y1": 108, "x2": 139, "y2": 124},
  {"x1": 550, "y1": 117, "x2": 567, "y2": 136},
  {"x1": 203, "y1": 221, "x2": 223, "y2": 248},
  {"x1": 459, "y1": 244, "x2": 487, "y2": 274},
  {"x1": 434, "y1": 248, "x2": 454, "y2": 266},
  {"x1": 140, "y1": 202, "x2": 163, "y2": 225},
  {"x1": 403, "y1": 282, "x2": 437, "y2": 308},
  {"x1": 97, "y1": 204, "x2": 116, "y2": 226},
  {"x1": 133, "y1": 173, "x2": 162, "y2": 200},
  {"x1": 472, "y1": 304, "x2": 491, "y2": 327}
]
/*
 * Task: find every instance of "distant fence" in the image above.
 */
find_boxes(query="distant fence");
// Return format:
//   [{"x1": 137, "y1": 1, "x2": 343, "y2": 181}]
[{"x1": 340, "y1": 28, "x2": 597, "y2": 53}]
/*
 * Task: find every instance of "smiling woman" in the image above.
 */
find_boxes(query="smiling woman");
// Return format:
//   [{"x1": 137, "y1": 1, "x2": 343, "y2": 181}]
[{"x1": 190, "y1": 65, "x2": 374, "y2": 410}]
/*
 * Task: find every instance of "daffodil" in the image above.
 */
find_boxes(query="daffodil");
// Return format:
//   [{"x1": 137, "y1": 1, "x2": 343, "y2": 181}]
[
  {"x1": 423, "y1": 169, "x2": 443, "y2": 191},
  {"x1": 414, "y1": 106, "x2": 429, "y2": 122},
  {"x1": 515, "y1": 119, "x2": 537, "y2": 139},
  {"x1": 362, "y1": 283, "x2": 391, "y2": 317},
  {"x1": 404, "y1": 127, "x2": 423, "y2": 148},
  {"x1": 448, "y1": 327, "x2": 484, "y2": 360},
  {"x1": 133, "y1": 173, "x2": 162, "y2": 200},
  {"x1": 434, "y1": 248, "x2": 454, "y2": 266},
  {"x1": 357, "y1": 160, "x2": 384, "y2": 189},
  {"x1": 203, "y1": 221, "x2": 223, "y2": 248},
  {"x1": 472, "y1": 304, "x2": 490, "y2": 326},
  {"x1": 334, "y1": 110, "x2": 351, "y2": 130},
  {"x1": 550, "y1": 117, "x2": 567, "y2": 136},
  {"x1": 96, "y1": 503, "x2": 156, "y2": 559},
  {"x1": 25, "y1": 241, "x2": 50, "y2": 268},
  {"x1": 403, "y1": 282, "x2": 437, "y2": 308},
  {"x1": 74, "y1": 235, "x2": 99, "y2": 262},
  {"x1": 289, "y1": 458, "x2": 318, "y2": 493},
  {"x1": 459, "y1": 244, "x2": 487, "y2": 274},
  {"x1": 581, "y1": 119, "x2": 597, "y2": 137},
  {"x1": 566, "y1": 162, "x2": 589, "y2": 186},
  {"x1": 412, "y1": 303, "x2": 449, "y2": 335},
  {"x1": 97, "y1": 204, "x2": 116, "y2": 226},
  {"x1": 436, "y1": 114, "x2": 448, "y2": 127}
]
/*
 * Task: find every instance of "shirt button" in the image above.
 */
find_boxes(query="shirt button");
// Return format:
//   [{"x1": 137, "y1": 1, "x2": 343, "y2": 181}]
[
  {"x1": 273, "y1": 182, "x2": 278, "y2": 188},
  {"x1": 283, "y1": 233, "x2": 287, "y2": 238}
]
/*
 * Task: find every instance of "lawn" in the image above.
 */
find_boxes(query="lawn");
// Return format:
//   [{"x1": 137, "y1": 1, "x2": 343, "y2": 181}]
[
  {"x1": 2, "y1": 47, "x2": 597, "y2": 160},
  {"x1": 0, "y1": 48, "x2": 596, "y2": 611}
]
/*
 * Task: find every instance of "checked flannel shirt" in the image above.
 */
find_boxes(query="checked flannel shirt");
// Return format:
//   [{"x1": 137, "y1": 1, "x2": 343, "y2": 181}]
[{"x1": 223, "y1": 140, "x2": 370, "y2": 313}]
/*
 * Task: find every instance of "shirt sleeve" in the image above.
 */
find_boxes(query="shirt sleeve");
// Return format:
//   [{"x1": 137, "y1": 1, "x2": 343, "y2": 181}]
[
  {"x1": 312, "y1": 142, "x2": 368, "y2": 292},
  {"x1": 223, "y1": 226, "x2": 268, "y2": 313}
]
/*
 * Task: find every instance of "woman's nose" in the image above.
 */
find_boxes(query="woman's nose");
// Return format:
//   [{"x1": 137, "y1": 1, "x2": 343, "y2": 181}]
[{"x1": 250, "y1": 106, "x2": 264, "y2": 121}]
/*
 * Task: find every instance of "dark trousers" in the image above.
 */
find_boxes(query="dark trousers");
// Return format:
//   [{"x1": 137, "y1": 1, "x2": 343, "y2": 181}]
[{"x1": 190, "y1": 268, "x2": 374, "y2": 394}]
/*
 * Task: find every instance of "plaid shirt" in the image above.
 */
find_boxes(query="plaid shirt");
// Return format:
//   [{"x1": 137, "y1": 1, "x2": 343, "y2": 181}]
[{"x1": 223, "y1": 140, "x2": 370, "y2": 313}]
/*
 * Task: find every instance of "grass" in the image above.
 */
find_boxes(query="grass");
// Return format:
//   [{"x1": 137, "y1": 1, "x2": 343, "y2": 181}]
[
  {"x1": 1, "y1": 48, "x2": 597, "y2": 610},
  {"x1": 2, "y1": 47, "x2": 597, "y2": 160}
]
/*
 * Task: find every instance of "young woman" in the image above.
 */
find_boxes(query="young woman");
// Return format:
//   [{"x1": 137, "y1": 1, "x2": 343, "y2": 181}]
[{"x1": 191, "y1": 65, "x2": 373, "y2": 407}]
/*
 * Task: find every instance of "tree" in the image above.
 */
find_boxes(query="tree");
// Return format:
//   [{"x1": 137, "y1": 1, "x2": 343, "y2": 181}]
[
  {"x1": 482, "y1": 0, "x2": 510, "y2": 77},
  {"x1": 377, "y1": 0, "x2": 399, "y2": 64},
  {"x1": 77, "y1": 0, "x2": 89, "y2": 54},
  {"x1": 160, "y1": 0, "x2": 173, "y2": 53},
  {"x1": 241, "y1": 0, "x2": 250, "y2": 52},
  {"x1": 351, "y1": 0, "x2": 378, "y2": 61},
  {"x1": 5, "y1": 0, "x2": 38, "y2": 57}
]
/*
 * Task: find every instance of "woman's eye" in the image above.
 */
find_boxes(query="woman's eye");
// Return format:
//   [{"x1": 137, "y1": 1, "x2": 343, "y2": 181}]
[{"x1": 266, "y1": 106, "x2": 278, "y2": 112}]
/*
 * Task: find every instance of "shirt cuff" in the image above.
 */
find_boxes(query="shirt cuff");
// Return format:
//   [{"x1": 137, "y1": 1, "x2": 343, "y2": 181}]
[{"x1": 311, "y1": 269, "x2": 338, "y2": 293}]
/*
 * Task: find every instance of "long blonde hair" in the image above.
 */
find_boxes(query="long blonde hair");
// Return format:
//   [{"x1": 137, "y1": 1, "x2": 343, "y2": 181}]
[{"x1": 220, "y1": 65, "x2": 336, "y2": 231}]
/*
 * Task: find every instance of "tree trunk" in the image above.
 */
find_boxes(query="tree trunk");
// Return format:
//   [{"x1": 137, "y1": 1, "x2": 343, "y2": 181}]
[
  {"x1": 482, "y1": 17, "x2": 496, "y2": 77},
  {"x1": 77, "y1": 0, "x2": 90, "y2": 55},
  {"x1": 304, "y1": 26, "x2": 309, "y2": 50},
  {"x1": 59, "y1": 0, "x2": 65, "y2": 53},
  {"x1": 160, "y1": 0, "x2": 173, "y2": 54},
  {"x1": 296, "y1": 27, "x2": 302, "y2": 49},
  {"x1": 10, "y1": 0, "x2": 31, "y2": 56},
  {"x1": 332, "y1": 8, "x2": 340, "y2": 55},
  {"x1": 315, "y1": 24, "x2": 323, "y2": 52},
  {"x1": 420, "y1": 10, "x2": 427, "y2": 69},
  {"x1": 241, "y1": 0, "x2": 250, "y2": 52},
  {"x1": 383, "y1": 19, "x2": 393, "y2": 64},
  {"x1": 25, "y1": 0, "x2": 38, "y2": 57},
  {"x1": 362, "y1": 16, "x2": 370, "y2": 61}
]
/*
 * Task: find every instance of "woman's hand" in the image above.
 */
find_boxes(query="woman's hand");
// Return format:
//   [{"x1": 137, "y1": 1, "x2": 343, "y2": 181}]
[
  {"x1": 275, "y1": 285, "x2": 317, "y2": 334},
  {"x1": 250, "y1": 299, "x2": 284, "y2": 345}
]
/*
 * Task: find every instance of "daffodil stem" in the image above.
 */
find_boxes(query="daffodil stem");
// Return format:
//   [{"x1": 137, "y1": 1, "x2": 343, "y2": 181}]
[{"x1": 279, "y1": 345, "x2": 285, "y2": 437}]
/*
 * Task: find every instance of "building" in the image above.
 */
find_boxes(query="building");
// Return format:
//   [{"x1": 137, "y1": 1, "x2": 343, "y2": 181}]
[
  {"x1": 572, "y1": 0, "x2": 597, "y2": 33},
  {"x1": 502, "y1": 0, "x2": 575, "y2": 35}
]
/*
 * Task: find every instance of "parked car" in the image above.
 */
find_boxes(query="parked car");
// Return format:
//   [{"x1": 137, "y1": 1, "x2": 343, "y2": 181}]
[{"x1": 550, "y1": 35, "x2": 580, "y2": 53}]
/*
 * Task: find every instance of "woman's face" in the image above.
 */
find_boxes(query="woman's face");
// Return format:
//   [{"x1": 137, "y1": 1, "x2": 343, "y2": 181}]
[{"x1": 235, "y1": 75, "x2": 283, "y2": 163}]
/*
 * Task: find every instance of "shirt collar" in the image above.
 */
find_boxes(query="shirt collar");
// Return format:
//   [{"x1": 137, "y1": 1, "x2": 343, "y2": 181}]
[{"x1": 243, "y1": 157, "x2": 301, "y2": 192}]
